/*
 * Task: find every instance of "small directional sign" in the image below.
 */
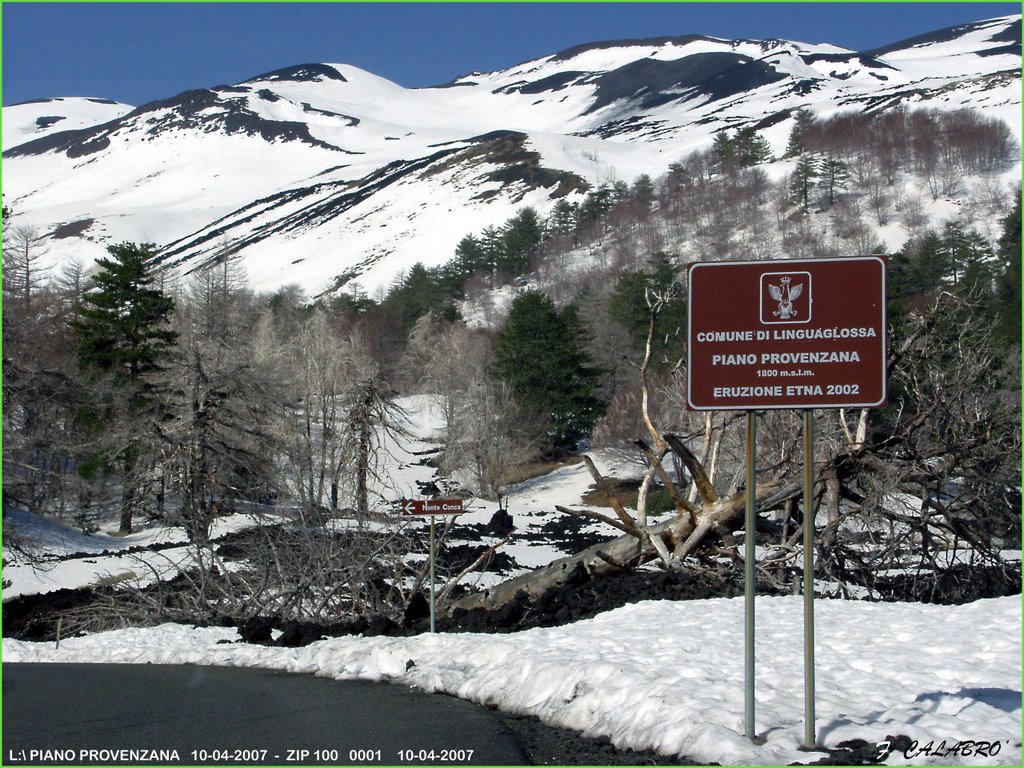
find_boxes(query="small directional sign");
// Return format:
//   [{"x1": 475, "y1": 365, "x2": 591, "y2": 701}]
[{"x1": 400, "y1": 498, "x2": 463, "y2": 516}]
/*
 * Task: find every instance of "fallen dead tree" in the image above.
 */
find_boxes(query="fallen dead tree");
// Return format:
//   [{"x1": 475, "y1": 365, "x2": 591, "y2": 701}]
[
  {"x1": 448, "y1": 469, "x2": 796, "y2": 613},
  {"x1": 449, "y1": 284, "x2": 800, "y2": 614}
]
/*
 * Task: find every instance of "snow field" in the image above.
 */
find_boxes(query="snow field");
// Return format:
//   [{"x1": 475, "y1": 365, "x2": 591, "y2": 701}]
[{"x1": 4, "y1": 595, "x2": 1019, "y2": 765}]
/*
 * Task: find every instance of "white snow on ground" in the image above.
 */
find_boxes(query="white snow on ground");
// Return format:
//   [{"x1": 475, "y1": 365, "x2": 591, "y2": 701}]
[
  {"x1": 4, "y1": 393, "x2": 1021, "y2": 764},
  {"x1": 3, "y1": 596, "x2": 1020, "y2": 766},
  {"x1": 0, "y1": 394, "x2": 583, "y2": 597},
  {"x1": 0, "y1": 509, "x2": 282, "y2": 599}
]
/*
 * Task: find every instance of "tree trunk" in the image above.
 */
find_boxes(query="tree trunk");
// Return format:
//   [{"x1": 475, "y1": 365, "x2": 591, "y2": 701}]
[
  {"x1": 119, "y1": 452, "x2": 137, "y2": 534},
  {"x1": 447, "y1": 480, "x2": 788, "y2": 614},
  {"x1": 354, "y1": 387, "x2": 373, "y2": 521}
]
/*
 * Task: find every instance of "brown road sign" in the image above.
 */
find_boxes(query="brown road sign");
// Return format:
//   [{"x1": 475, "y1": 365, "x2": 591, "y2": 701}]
[
  {"x1": 687, "y1": 256, "x2": 887, "y2": 410},
  {"x1": 400, "y1": 498, "x2": 464, "y2": 516}
]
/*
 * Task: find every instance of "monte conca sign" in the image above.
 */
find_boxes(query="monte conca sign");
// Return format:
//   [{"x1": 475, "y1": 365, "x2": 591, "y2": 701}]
[
  {"x1": 400, "y1": 499, "x2": 464, "y2": 516},
  {"x1": 687, "y1": 257, "x2": 887, "y2": 410}
]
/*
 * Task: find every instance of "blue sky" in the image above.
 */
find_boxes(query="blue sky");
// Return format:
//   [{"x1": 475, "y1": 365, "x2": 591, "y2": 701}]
[{"x1": 2, "y1": 2, "x2": 1020, "y2": 106}]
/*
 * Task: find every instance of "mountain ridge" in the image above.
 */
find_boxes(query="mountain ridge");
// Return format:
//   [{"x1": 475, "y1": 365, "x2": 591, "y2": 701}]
[{"x1": 3, "y1": 14, "x2": 1020, "y2": 296}]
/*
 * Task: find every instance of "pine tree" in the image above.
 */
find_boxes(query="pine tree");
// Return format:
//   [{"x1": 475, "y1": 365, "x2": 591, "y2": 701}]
[
  {"x1": 479, "y1": 225, "x2": 506, "y2": 286},
  {"x1": 819, "y1": 158, "x2": 850, "y2": 208},
  {"x1": 907, "y1": 230, "x2": 950, "y2": 295},
  {"x1": 995, "y1": 194, "x2": 1022, "y2": 348},
  {"x1": 500, "y1": 207, "x2": 543, "y2": 277},
  {"x1": 493, "y1": 290, "x2": 604, "y2": 454},
  {"x1": 888, "y1": 232, "x2": 946, "y2": 322},
  {"x1": 453, "y1": 234, "x2": 487, "y2": 287},
  {"x1": 630, "y1": 174, "x2": 656, "y2": 216},
  {"x1": 386, "y1": 263, "x2": 446, "y2": 328},
  {"x1": 789, "y1": 155, "x2": 820, "y2": 212},
  {"x1": 577, "y1": 185, "x2": 614, "y2": 232},
  {"x1": 72, "y1": 241, "x2": 177, "y2": 533},
  {"x1": 735, "y1": 126, "x2": 773, "y2": 168},
  {"x1": 74, "y1": 242, "x2": 177, "y2": 381},
  {"x1": 939, "y1": 220, "x2": 994, "y2": 288},
  {"x1": 607, "y1": 254, "x2": 686, "y2": 368},
  {"x1": 784, "y1": 109, "x2": 815, "y2": 158},
  {"x1": 711, "y1": 132, "x2": 737, "y2": 175},
  {"x1": 546, "y1": 200, "x2": 578, "y2": 241}
]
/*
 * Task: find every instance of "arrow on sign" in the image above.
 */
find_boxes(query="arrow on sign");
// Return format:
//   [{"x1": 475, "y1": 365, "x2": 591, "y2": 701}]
[{"x1": 400, "y1": 499, "x2": 424, "y2": 516}]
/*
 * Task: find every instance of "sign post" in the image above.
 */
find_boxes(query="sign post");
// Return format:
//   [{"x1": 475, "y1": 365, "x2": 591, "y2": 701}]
[
  {"x1": 401, "y1": 498, "x2": 464, "y2": 633},
  {"x1": 687, "y1": 256, "x2": 886, "y2": 746},
  {"x1": 428, "y1": 515, "x2": 436, "y2": 633},
  {"x1": 744, "y1": 411, "x2": 757, "y2": 742},
  {"x1": 803, "y1": 410, "x2": 816, "y2": 749}
]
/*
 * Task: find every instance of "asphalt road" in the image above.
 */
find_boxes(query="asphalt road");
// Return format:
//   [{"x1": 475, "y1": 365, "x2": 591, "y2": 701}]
[{"x1": 2, "y1": 663, "x2": 528, "y2": 766}]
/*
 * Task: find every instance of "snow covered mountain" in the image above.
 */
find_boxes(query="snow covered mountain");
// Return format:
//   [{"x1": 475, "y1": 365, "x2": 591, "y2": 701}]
[{"x1": 2, "y1": 15, "x2": 1020, "y2": 296}]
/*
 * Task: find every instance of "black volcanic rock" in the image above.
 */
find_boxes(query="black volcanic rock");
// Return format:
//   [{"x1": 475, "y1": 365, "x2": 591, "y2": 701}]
[
  {"x1": 3, "y1": 122, "x2": 113, "y2": 159},
  {"x1": 800, "y1": 53, "x2": 897, "y2": 72},
  {"x1": 500, "y1": 70, "x2": 593, "y2": 95},
  {"x1": 246, "y1": 63, "x2": 347, "y2": 83},
  {"x1": 588, "y1": 52, "x2": 787, "y2": 113},
  {"x1": 3, "y1": 85, "x2": 347, "y2": 160},
  {"x1": 35, "y1": 115, "x2": 65, "y2": 129}
]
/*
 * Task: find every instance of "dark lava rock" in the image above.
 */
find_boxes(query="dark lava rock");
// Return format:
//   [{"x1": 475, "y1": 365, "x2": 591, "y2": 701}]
[
  {"x1": 797, "y1": 734, "x2": 915, "y2": 765},
  {"x1": 499, "y1": 712, "x2": 709, "y2": 765},
  {"x1": 403, "y1": 592, "x2": 431, "y2": 627},
  {"x1": 486, "y1": 508, "x2": 515, "y2": 536},
  {"x1": 239, "y1": 615, "x2": 277, "y2": 644},
  {"x1": 444, "y1": 565, "x2": 752, "y2": 634}
]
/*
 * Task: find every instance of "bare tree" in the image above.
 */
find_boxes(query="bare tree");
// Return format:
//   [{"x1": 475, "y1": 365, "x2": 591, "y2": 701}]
[
  {"x1": 442, "y1": 377, "x2": 537, "y2": 500},
  {"x1": 55, "y1": 258, "x2": 89, "y2": 313},
  {"x1": 3, "y1": 226, "x2": 51, "y2": 309},
  {"x1": 282, "y1": 310, "x2": 354, "y2": 521},
  {"x1": 161, "y1": 332, "x2": 278, "y2": 542},
  {"x1": 403, "y1": 314, "x2": 489, "y2": 432},
  {"x1": 814, "y1": 292, "x2": 1021, "y2": 599},
  {"x1": 280, "y1": 314, "x2": 406, "y2": 523}
]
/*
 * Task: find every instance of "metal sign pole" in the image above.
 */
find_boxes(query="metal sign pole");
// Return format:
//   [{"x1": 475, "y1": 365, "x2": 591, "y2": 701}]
[
  {"x1": 803, "y1": 410, "x2": 816, "y2": 747},
  {"x1": 745, "y1": 410, "x2": 757, "y2": 742},
  {"x1": 429, "y1": 515, "x2": 436, "y2": 634}
]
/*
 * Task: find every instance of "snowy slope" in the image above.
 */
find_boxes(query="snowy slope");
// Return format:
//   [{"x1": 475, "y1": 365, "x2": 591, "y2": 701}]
[
  {"x1": 0, "y1": 96, "x2": 132, "y2": 148},
  {"x1": 1, "y1": 16, "x2": 1020, "y2": 296}
]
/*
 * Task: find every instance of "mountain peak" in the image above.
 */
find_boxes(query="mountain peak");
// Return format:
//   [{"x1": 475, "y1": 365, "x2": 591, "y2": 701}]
[
  {"x1": 243, "y1": 63, "x2": 348, "y2": 85},
  {"x1": 864, "y1": 14, "x2": 1021, "y2": 58},
  {"x1": 549, "y1": 34, "x2": 720, "y2": 62}
]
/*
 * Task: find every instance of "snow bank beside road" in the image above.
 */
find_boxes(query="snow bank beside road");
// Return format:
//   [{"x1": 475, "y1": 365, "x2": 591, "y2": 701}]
[{"x1": 4, "y1": 595, "x2": 1020, "y2": 765}]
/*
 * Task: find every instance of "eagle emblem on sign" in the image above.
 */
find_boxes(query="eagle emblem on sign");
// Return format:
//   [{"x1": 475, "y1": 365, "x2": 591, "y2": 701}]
[{"x1": 769, "y1": 276, "x2": 803, "y2": 320}]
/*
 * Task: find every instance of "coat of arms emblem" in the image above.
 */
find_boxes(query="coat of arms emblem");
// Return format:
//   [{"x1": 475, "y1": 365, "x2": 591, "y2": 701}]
[
  {"x1": 760, "y1": 271, "x2": 811, "y2": 324},
  {"x1": 769, "y1": 276, "x2": 802, "y2": 319}
]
